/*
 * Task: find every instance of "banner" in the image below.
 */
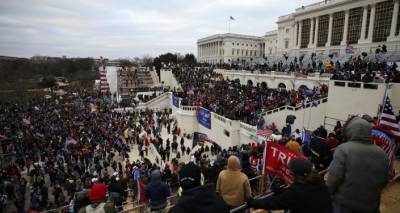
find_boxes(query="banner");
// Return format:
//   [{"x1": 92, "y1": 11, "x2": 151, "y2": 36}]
[
  {"x1": 263, "y1": 141, "x2": 302, "y2": 185},
  {"x1": 172, "y1": 96, "x2": 180, "y2": 108},
  {"x1": 198, "y1": 107, "x2": 211, "y2": 129},
  {"x1": 192, "y1": 132, "x2": 211, "y2": 148}
]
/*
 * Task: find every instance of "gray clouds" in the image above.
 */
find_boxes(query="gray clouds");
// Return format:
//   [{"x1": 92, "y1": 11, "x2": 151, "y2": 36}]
[{"x1": 0, "y1": 0, "x2": 316, "y2": 59}]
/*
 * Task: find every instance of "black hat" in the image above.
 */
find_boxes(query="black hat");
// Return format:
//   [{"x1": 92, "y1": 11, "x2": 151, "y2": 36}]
[
  {"x1": 179, "y1": 162, "x2": 201, "y2": 190},
  {"x1": 288, "y1": 158, "x2": 312, "y2": 177}
]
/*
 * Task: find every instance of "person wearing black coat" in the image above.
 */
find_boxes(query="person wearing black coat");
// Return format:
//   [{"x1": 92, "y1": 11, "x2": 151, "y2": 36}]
[
  {"x1": 246, "y1": 158, "x2": 332, "y2": 213},
  {"x1": 170, "y1": 162, "x2": 229, "y2": 213}
]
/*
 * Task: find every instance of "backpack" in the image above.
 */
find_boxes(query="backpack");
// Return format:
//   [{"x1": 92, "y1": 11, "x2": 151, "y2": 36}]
[{"x1": 84, "y1": 203, "x2": 106, "y2": 213}]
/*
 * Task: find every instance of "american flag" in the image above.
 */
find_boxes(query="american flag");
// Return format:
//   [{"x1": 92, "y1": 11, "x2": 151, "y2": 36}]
[
  {"x1": 378, "y1": 93, "x2": 400, "y2": 141},
  {"x1": 257, "y1": 129, "x2": 273, "y2": 138}
]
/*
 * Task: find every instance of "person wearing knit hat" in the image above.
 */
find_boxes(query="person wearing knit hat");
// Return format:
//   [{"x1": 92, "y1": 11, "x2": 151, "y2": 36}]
[
  {"x1": 78, "y1": 183, "x2": 117, "y2": 213},
  {"x1": 246, "y1": 158, "x2": 332, "y2": 213},
  {"x1": 170, "y1": 162, "x2": 229, "y2": 213}
]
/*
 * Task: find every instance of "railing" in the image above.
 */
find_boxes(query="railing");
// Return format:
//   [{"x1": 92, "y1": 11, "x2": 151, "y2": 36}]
[
  {"x1": 180, "y1": 105, "x2": 196, "y2": 111},
  {"x1": 214, "y1": 113, "x2": 229, "y2": 124},
  {"x1": 240, "y1": 122, "x2": 257, "y2": 133},
  {"x1": 230, "y1": 168, "x2": 329, "y2": 213},
  {"x1": 264, "y1": 97, "x2": 328, "y2": 115}
]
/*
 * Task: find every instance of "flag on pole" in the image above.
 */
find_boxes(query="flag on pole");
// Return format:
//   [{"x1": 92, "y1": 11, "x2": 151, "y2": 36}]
[
  {"x1": 372, "y1": 129, "x2": 397, "y2": 180},
  {"x1": 230, "y1": 16, "x2": 235, "y2": 20},
  {"x1": 378, "y1": 93, "x2": 400, "y2": 141},
  {"x1": 257, "y1": 129, "x2": 273, "y2": 138}
]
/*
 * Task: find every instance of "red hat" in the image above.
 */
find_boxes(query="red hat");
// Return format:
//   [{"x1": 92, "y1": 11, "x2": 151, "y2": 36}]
[{"x1": 89, "y1": 183, "x2": 107, "y2": 202}]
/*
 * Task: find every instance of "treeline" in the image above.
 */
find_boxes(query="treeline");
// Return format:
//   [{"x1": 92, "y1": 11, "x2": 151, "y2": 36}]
[{"x1": 0, "y1": 57, "x2": 96, "y2": 90}]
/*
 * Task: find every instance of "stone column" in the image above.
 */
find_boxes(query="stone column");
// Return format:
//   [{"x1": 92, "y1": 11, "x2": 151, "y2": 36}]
[
  {"x1": 308, "y1": 18, "x2": 314, "y2": 48},
  {"x1": 314, "y1": 16, "x2": 319, "y2": 47},
  {"x1": 359, "y1": 6, "x2": 368, "y2": 43},
  {"x1": 366, "y1": 3, "x2": 376, "y2": 42},
  {"x1": 341, "y1": 10, "x2": 350, "y2": 45},
  {"x1": 298, "y1": 20, "x2": 303, "y2": 48},
  {"x1": 388, "y1": 0, "x2": 400, "y2": 41},
  {"x1": 326, "y1": 13, "x2": 333, "y2": 47},
  {"x1": 295, "y1": 22, "x2": 299, "y2": 47}
]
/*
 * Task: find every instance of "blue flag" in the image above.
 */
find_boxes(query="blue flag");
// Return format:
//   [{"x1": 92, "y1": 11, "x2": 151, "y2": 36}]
[{"x1": 302, "y1": 128, "x2": 312, "y2": 148}]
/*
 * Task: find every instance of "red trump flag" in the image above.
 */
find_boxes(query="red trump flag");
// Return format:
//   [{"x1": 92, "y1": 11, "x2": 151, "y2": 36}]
[{"x1": 263, "y1": 141, "x2": 303, "y2": 185}]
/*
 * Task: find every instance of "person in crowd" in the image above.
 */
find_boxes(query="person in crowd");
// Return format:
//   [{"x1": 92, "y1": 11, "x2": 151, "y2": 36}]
[
  {"x1": 78, "y1": 183, "x2": 117, "y2": 213},
  {"x1": 170, "y1": 162, "x2": 229, "y2": 213},
  {"x1": 246, "y1": 158, "x2": 332, "y2": 213},
  {"x1": 108, "y1": 174, "x2": 124, "y2": 211},
  {"x1": 327, "y1": 116, "x2": 389, "y2": 213},
  {"x1": 144, "y1": 169, "x2": 170, "y2": 212},
  {"x1": 216, "y1": 155, "x2": 252, "y2": 210}
]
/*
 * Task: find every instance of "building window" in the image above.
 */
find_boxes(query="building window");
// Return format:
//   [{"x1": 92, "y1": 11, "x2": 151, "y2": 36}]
[
  {"x1": 286, "y1": 28, "x2": 290, "y2": 33},
  {"x1": 232, "y1": 42, "x2": 234, "y2": 45},
  {"x1": 397, "y1": 2, "x2": 400, "y2": 35},
  {"x1": 242, "y1": 43, "x2": 244, "y2": 46},
  {"x1": 250, "y1": 44, "x2": 253, "y2": 47},
  {"x1": 365, "y1": 6, "x2": 371, "y2": 39},
  {"x1": 317, "y1": 15, "x2": 329, "y2": 47},
  {"x1": 237, "y1": 43, "x2": 239, "y2": 45},
  {"x1": 232, "y1": 49, "x2": 234, "y2": 55},
  {"x1": 246, "y1": 50, "x2": 248, "y2": 56},
  {"x1": 331, "y1": 11, "x2": 345, "y2": 46},
  {"x1": 300, "y1": 18, "x2": 311, "y2": 48},
  {"x1": 285, "y1": 40, "x2": 289, "y2": 49},
  {"x1": 237, "y1": 49, "x2": 240, "y2": 55},
  {"x1": 242, "y1": 50, "x2": 244, "y2": 56},
  {"x1": 347, "y1": 7, "x2": 363, "y2": 44},
  {"x1": 255, "y1": 45, "x2": 257, "y2": 47},
  {"x1": 373, "y1": 0, "x2": 394, "y2": 42}
]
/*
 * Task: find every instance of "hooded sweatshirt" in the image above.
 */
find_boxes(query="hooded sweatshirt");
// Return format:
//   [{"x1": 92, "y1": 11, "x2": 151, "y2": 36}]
[
  {"x1": 327, "y1": 117, "x2": 389, "y2": 212},
  {"x1": 144, "y1": 170, "x2": 170, "y2": 209},
  {"x1": 216, "y1": 156, "x2": 252, "y2": 207},
  {"x1": 171, "y1": 184, "x2": 229, "y2": 213}
]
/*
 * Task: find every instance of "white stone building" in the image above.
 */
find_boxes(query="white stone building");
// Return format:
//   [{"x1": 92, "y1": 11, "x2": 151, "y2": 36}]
[
  {"x1": 198, "y1": 0, "x2": 400, "y2": 63},
  {"x1": 197, "y1": 33, "x2": 265, "y2": 64},
  {"x1": 276, "y1": 0, "x2": 400, "y2": 55}
]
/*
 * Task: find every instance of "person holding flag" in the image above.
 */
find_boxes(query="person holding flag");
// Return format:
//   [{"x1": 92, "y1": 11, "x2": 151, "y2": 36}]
[{"x1": 246, "y1": 158, "x2": 332, "y2": 213}]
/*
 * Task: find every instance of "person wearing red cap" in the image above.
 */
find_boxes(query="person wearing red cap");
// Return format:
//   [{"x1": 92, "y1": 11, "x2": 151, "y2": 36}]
[{"x1": 78, "y1": 183, "x2": 117, "y2": 213}]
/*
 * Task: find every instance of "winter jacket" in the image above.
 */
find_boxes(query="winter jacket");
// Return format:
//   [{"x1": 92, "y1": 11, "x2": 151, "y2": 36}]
[
  {"x1": 144, "y1": 170, "x2": 170, "y2": 209},
  {"x1": 170, "y1": 184, "x2": 229, "y2": 213},
  {"x1": 327, "y1": 117, "x2": 389, "y2": 212},
  {"x1": 249, "y1": 182, "x2": 332, "y2": 213},
  {"x1": 216, "y1": 156, "x2": 252, "y2": 207}
]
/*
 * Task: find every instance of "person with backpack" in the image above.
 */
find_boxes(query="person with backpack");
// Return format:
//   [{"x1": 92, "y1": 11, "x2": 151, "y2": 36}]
[{"x1": 78, "y1": 183, "x2": 117, "y2": 213}]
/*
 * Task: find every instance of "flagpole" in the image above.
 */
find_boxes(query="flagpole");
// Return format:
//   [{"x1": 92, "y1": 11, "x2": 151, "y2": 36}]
[
  {"x1": 228, "y1": 19, "x2": 231, "y2": 33},
  {"x1": 307, "y1": 104, "x2": 312, "y2": 129},
  {"x1": 377, "y1": 83, "x2": 389, "y2": 124}
]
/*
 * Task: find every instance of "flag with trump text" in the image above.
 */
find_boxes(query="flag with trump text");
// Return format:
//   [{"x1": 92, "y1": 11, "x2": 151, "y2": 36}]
[{"x1": 263, "y1": 141, "x2": 304, "y2": 185}]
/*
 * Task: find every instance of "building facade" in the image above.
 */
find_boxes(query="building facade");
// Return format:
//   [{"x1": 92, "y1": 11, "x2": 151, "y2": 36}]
[
  {"x1": 276, "y1": 0, "x2": 400, "y2": 55},
  {"x1": 198, "y1": 0, "x2": 400, "y2": 63},
  {"x1": 197, "y1": 33, "x2": 265, "y2": 64}
]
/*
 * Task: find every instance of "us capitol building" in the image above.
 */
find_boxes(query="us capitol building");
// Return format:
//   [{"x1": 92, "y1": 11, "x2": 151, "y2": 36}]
[{"x1": 197, "y1": 0, "x2": 400, "y2": 64}]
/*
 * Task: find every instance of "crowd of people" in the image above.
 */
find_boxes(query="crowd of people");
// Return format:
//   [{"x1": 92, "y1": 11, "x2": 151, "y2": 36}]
[
  {"x1": 172, "y1": 66, "x2": 328, "y2": 126},
  {"x1": 202, "y1": 50, "x2": 400, "y2": 83},
  {"x1": 0, "y1": 56, "x2": 398, "y2": 213}
]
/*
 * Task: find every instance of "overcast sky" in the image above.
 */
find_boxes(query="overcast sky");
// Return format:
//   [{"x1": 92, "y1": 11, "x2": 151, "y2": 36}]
[{"x1": 0, "y1": 0, "x2": 318, "y2": 59}]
